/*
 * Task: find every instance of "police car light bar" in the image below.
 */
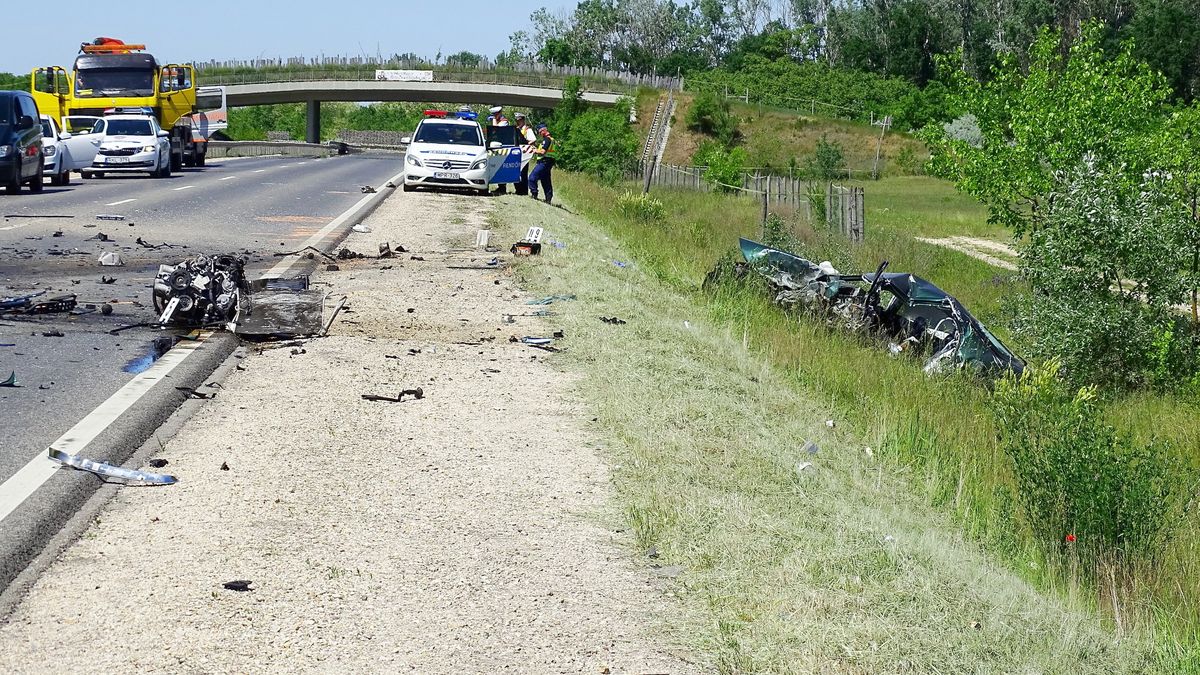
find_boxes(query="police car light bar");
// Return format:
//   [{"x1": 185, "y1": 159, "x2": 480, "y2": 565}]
[
  {"x1": 423, "y1": 109, "x2": 478, "y2": 121},
  {"x1": 103, "y1": 107, "x2": 155, "y2": 116}
]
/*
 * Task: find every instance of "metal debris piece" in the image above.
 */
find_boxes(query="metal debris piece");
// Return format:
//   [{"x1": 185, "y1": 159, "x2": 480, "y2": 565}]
[
  {"x1": 220, "y1": 462, "x2": 230, "y2": 471},
  {"x1": 100, "y1": 276, "x2": 116, "y2": 284},
  {"x1": 136, "y1": 237, "x2": 178, "y2": 249},
  {"x1": 526, "y1": 295, "x2": 576, "y2": 306},
  {"x1": 352, "y1": 223, "x2": 372, "y2": 232},
  {"x1": 222, "y1": 580, "x2": 253, "y2": 592},
  {"x1": 360, "y1": 185, "x2": 376, "y2": 194},
  {"x1": 337, "y1": 248, "x2": 367, "y2": 260},
  {"x1": 362, "y1": 387, "x2": 425, "y2": 403},
  {"x1": 41, "y1": 330, "x2": 64, "y2": 337},
  {"x1": 738, "y1": 238, "x2": 1024, "y2": 376},
  {"x1": 0, "y1": 371, "x2": 16, "y2": 387},
  {"x1": 322, "y1": 296, "x2": 349, "y2": 336},
  {"x1": 28, "y1": 294, "x2": 77, "y2": 314},
  {"x1": 154, "y1": 254, "x2": 245, "y2": 326},
  {"x1": 1, "y1": 291, "x2": 44, "y2": 311},
  {"x1": 148, "y1": 459, "x2": 169, "y2": 468},
  {"x1": 378, "y1": 242, "x2": 393, "y2": 258},
  {"x1": 98, "y1": 252, "x2": 123, "y2": 266},
  {"x1": 272, "y1": 246, "x2": 335, "y2": 261},
  {"x1": 86, "y1": 232, "x2": 110, "y2": 242},
  {"x1": 48, "y1": 448, "x2": 177, "y2": 485},
  {"x1": 95, "y1": 214, "x2": 126, "y2": 221},
  {"x1": 175, "y1": 386, "x2": 215, "y2": 400}
]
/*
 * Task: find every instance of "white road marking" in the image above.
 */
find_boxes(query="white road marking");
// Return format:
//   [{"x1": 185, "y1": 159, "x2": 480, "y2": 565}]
[
  {"x1": 105, "y1": 198, "x2": 136, "y2": 206},
  {"x1": 219, "y1": 176, "x2": 238, "y2": 181},
  {"x1": 0, "y1": 218, "x2": 43, "y2": 232},
  {"x1": 0, "y1": 332, "x2": 213, "y2": 524},
  {"x1": 253, "y1": 169, "x2": 266, "y2": 173},
  {"x1": 172, "y1": 185, "x2": 195, "y2": 191}
]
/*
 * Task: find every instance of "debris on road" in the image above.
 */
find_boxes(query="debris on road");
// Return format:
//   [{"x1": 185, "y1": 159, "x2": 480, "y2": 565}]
[
  {"x1": 526, "y1": 295, "x2": 576, "y2": 306},
  {"x1": 378, "y1": 242, "x2": 393, "y2": 258},
  {"x1": 600, "y1": 316, "x2": 627, "y2": 325},
  {"x1": 352, "y1": 223, "x2": 372, "y2": 232},
  {"x1": 136, "y1": 237, "x2": 179, "y2": 250},
  {"x1": 41, "y1": 330, "x2": 64, "y2": 338},
  {"x1": 100, "y1": 276, "x2": 116, "y2": 285},
  {"x1": 147, "y1": 459, "x2": 169, "y2": 468},
  {"x1": 95, "y1": 214, "x2": 126, "y2": 221},
  {"x1": 322, "y1": 296, "x2": 349, "y2": 336},
  {"x1": 337, "y1": 248, "x2": 367, "y2": 260},
  {"x1": 273, "y1": 246, "x2": 335, "y2": 261},
  {"x1": 154, "y1": 254, "x2": 245, "y2": 327},
  {"x1": 28, "y1": 294, "x2": 77, "y2": 314},
  {"x1": 220, "y1": 462, "x2": 230, "y2": 471},
  {"x1": 222, "y1": 580, "x2": 253, "y2": 592},
  {"x1": 48, "y1": 448, "x2": 177, "y2": 485},
  {"x1": 175, "y1": 386, "x2": 215, "y2": 400},
  {"x1": 97, "y1": 252, "x2": 123, "y2": 266},
  {"x1": 361, "y1": 387, "x2": 425, "y2": 403},
  {"x1": 1, "y1": 371, "x2": 16, "y2": 387},
  {"x1": 86, "y1": 232, "x2": 111, "y2": 242},
  {"x1": 738, "y1": 237, "x2": 1024, "y2": 376}
]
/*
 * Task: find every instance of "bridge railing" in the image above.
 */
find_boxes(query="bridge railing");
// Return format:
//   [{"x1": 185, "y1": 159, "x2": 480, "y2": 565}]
[{"x1": 198, "y1": 68, "x2": 666, "y2": 96}]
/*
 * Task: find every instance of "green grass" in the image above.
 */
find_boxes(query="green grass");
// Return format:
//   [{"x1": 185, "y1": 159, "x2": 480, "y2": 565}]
[
  {"x1": 512, "y1": 173, "x2": 1200, "y2": 668},
  {"x1": 491, "y1": 188, "x2": 1167, "y2": 672}
]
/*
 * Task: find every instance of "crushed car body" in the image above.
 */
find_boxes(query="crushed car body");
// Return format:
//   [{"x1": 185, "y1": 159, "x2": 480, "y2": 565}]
[{"x1": 738, "y1": 238, "x2": 1024, "y2": 376}]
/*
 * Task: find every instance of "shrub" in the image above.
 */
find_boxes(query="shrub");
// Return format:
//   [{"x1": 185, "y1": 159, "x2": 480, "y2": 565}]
[
  {"x1": 992, "y1": 360, "x2": 1196, "y2": 565},
  {"x1": 686, "y1": 91, "x2": 739, "y2": 146},
  {"x1": 557, "y1": 105, "x2": 639, "y2": 183},
  {"x1": 808, "y1": 134, "x2": 846, "y2": 180},
  {"x1": 694, "y1": 140, "x2": 748, "y2": 192},
  {"x1": 616, "y1": 191, "x2": 666, "y2": 224}
]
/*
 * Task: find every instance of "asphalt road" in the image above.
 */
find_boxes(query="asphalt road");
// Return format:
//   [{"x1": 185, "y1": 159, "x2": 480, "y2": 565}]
[{"x1": 0, "y1": 152, "x2": 404, "y2": 594}]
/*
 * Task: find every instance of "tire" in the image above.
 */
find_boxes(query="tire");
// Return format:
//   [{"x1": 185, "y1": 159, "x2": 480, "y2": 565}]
[
  {"x1": 183, "y1": 155, "x2": 196, "y2": 168},
  {"x1": 170, "y1": 152, "x2": 182, "y2": 171},
  {"x1": 27, "y1": 164, "x2": 44, "y2": 193},
  {"x1": 4, "y1": 177, "x2": 19, "y2": 194},
  {"x1": 59, "y1": 171, "x2": 70, "y2": 186},
  {"x1": 161, "y1": 157, "x2": 171, "y2": 178},
  {"x1": 195, "y1": 152, "x2": 205, "y2": 167},
  {"x1": 401, "y1": 183, "x2": 415, "y2": 192}
]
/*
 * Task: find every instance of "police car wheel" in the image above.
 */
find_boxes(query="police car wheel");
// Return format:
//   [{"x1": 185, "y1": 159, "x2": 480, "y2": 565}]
[
  {"x1": 402, "y1": 183, "x2": 415, "y2": 192},
  {"x1": 27, "y1": 164, "x2": 44, "y2": 193}
]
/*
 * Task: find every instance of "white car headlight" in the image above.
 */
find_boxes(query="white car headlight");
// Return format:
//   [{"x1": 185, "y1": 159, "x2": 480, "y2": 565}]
[
  {"x1": 470, "y1": 158, "x2": 487, "y2": 170},
  {"x1": 0, "y1": 145, "x2": 11, "y2": 158},
  {"x1": 141, "y1": 145, "x2": 157, "y2": 153},
  {"x1": 406, "y1": 155, "x2": 422, "y2": 167},
  {"x1": 43, "y1": 145, "x2": 57, "y2": 157}
]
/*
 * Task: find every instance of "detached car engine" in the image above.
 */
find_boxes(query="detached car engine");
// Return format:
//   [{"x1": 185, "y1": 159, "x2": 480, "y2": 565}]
[{"x1": 153, "y1": 254, "x2": 246, "y2": 326}]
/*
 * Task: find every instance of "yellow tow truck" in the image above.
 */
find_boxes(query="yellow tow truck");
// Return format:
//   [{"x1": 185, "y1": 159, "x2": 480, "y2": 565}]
[{"x1": 30, "y1": 38, "x2": 205, "y2": 169}]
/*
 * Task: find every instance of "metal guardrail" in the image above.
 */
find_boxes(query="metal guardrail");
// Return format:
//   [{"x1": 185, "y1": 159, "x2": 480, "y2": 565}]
[
  {"x1": 200, "y1": 69, "x2": 638, "y2": 96},
  {"x1": 205, "y1": 140, "x2": 338, "y2": 158}
]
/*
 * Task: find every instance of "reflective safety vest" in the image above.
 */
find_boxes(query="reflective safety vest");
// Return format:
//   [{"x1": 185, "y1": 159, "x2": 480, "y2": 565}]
[{"x1": 538, "y1": 135, "x2": 557, "y2": 162}]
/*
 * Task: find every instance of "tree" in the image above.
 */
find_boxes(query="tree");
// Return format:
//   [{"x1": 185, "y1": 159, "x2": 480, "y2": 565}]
[
  {"x1": 444, "y1": 51, "x2": 485, "y2": 68},
  {"x1": 685, "y1": 90, "x2": 739, "y2": 145},
  {"x1": 924, "y1": 23, "x2": 1172, "y2": 237}
]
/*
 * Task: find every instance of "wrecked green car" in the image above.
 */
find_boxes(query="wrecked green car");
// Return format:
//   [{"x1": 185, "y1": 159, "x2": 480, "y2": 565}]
[{"x1": 739, "y1": 238, "x2": 1024, "y2": 376}]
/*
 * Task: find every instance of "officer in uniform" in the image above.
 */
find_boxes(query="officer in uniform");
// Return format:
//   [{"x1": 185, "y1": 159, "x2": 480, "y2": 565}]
[{"x1": 529, "y1": 124, "x2": 556, "y2": 204}]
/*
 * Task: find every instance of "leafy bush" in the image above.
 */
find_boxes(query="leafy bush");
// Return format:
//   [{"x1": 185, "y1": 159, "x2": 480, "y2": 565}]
[
  {"x1": 616, "y1": 191, "x2": 667, "y2": 223},
  {"x1": 557, "y1": 105, "x2": 639, "y2": 183},
  {"x1": 694, "y1": 140, "x2": 747, "y2": 192},
  {"x1": 685, "y1": 91, "x2": 739, "y2": 146},
  {"x1": 992, "y1": 360, "x2": 1195, "y2": 565},
  {"x1": 808, "y1": 134, "x2": 846, "y2": 180}
]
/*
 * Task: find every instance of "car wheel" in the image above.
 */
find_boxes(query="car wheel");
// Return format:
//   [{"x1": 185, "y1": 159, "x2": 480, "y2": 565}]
[
  {"x1": 195, "y1": 153, "x2": 206, "y2": 167},
  {"x1": 161, "y1": 156, "x2": 172, "y2": 178},
  {"x1": 401, "y1": 183, "x2": 415, "y2": 192},
  {"x1": 59, "y1": 171, "x2": 70, "y2": 186},
  {"x1": 170, "y1": 153, "x2": 182, "y2": 171},
  {"x1": 28, "y1": 164, "x2": 44, "y2": 193},
  {"x1": 183, "y1": 155, "x2": 196, "y2": 168}
]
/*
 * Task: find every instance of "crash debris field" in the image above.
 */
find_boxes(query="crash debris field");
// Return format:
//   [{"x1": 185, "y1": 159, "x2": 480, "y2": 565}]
[{"x1": 0, "y1": 191, "x2": 698, "y2": 673}]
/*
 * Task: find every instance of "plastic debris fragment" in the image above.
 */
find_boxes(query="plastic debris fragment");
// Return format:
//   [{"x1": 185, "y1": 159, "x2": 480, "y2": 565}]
[{"x1": 48, "y1": 448, "x2": 177, "y2": 484}]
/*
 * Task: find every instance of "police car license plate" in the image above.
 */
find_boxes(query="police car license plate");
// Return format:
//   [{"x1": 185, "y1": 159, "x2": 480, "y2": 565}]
[
  {"x1": 106, "y1": 156, "x2": 130, "y2": 164},
  {"x1": 434, "y1": 171, "x2": 459, "y2": 179}
]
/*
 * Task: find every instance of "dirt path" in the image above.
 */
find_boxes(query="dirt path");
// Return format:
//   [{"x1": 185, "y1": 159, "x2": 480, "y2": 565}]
[
  {"x1": 916, "y1": 235, "x2": 1018, "y2": 271},
  {"x1": 0, "y1": 191, "x2": 698, "y2": 673}
]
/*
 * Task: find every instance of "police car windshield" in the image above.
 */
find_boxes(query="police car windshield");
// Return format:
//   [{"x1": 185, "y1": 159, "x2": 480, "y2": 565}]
[
  {"x1": 414, "y1": 122, "x2": 482, "y2": 146},
  {"x1": 41, "y1": 120, "x2": 53, "y2": 137},
  {"x1": 106, "y1": 119, "x2": 153, "y2": 136}
]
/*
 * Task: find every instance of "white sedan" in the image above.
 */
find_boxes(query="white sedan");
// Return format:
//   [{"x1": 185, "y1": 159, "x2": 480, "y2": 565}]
[
  {"x1": 39, "y1": 115, "x2": 100, "y2": 186},
  {"x1": 82, "y1": 115, "x2": 172, "y2": 179}
]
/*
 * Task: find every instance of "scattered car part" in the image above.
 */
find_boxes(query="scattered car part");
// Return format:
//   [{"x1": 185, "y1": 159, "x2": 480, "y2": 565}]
[
  {"x1": 362, "y1": 387, "x2": 425, "y2": 403},
  {"x1": 738, "y1": 238, "x2": 1024, "y2": 375},
  {"x1": 28, "y1": 294, "x2": 77, "y2": 314},
  {"x1": 1, "y1": 371, "x2": 16, "y2": 387},
  {"x1": 222, "y1": 580, "x2": 253, "y2": 592},
  {"x1": 95, "y1": 214, "x2": 126, "y2": 221},
  {"x1": 48, "y1": 447, "x2": 177, "y2": 485},
  {"x1": 153, "y1": 254, "x2": 246, "y2": 327},
  {"x1": 98, "y1": 252, "x2": 123, "y2": 266},
  {"x1": 526, "y1": 295, "x2": 576, "y2": 306}
]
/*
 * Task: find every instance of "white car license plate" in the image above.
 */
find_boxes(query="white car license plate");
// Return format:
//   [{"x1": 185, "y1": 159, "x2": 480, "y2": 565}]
[
  {"x1": 106, "y1": 156, "x2": 131, "y2": 164},
  {"x1": 434, "y1": 171, "x2": 459, "y2": 179}
]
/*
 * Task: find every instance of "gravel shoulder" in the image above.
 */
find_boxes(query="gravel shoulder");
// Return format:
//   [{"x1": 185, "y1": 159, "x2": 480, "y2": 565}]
[{"x1": 0, "y1": 190, "x2": 699, "y2": 674}]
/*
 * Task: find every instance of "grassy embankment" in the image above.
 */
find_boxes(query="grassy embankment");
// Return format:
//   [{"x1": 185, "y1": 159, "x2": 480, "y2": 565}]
[
  {"x1": 496, "y1": 171, "x2": 1200, "y2": 669},
  {"x1": 658, "y1": 92, "x2": 929, "y2": 177}
]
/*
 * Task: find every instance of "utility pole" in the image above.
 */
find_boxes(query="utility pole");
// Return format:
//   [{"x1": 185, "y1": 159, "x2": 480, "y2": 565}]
[{"x1": 871, "y1": 115, "x2": 892, "y2": 181}]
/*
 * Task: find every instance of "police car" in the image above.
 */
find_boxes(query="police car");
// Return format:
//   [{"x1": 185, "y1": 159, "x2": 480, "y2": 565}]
[
  {"x1": 81, "y1": 108, "x2": 172, "y2": 179},
  {"x1": 401, "y1": 110, "x2": 527, "y2": 194}
]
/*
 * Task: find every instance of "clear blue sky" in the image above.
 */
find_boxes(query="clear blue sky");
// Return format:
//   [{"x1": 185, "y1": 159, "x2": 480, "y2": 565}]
[{"x1": 2, "y1": 1, "x2": 568, "y2": 74}]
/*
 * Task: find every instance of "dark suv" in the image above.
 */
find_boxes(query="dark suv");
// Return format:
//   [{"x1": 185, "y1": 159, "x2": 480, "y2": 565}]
[{"x1": 0, "y1": 91, "x2": 45, "y2": 194}]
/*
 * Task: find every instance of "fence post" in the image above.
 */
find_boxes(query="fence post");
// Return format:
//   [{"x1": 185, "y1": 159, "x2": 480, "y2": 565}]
[{"x1": 642, "y1": 158, "x2": 655, "y2": 195}]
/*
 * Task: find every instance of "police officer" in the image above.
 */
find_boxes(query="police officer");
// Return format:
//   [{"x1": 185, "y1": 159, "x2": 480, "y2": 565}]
[
  {"x1": 529, "y1": 123, "x2": 556, "y2": 204},
  {"x1": 486, "y1": 105, "x2": 508, "y2": 127},
  {"x1": 513, "y1": 112, "x2": 536, "y2": 149}
]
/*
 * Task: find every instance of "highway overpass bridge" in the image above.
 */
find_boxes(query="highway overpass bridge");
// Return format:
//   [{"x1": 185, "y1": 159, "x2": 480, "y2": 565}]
[{"x1": 223, "y1": 79, "x2": 625, "y2": 143}]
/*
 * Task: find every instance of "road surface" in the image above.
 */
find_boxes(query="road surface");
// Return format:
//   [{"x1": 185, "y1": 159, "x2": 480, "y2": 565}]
[{"x1": 0, "y1": 153, "x2": 403, "y2": 593}]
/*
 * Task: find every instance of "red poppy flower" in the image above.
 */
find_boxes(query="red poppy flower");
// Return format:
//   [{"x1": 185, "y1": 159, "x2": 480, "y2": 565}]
[{"x1": 1065, "y1": 534, "x2": 1076, "y2": 543}]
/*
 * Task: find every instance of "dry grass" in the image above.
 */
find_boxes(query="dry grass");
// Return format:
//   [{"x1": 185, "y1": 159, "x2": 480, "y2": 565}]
[{"x1": 490, "y1": 189, "x2": 1161, "y2": 673}]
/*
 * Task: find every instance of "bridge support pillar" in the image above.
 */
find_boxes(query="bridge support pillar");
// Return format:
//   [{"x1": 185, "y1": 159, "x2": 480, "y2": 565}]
[{"x1": 306, "y1": 100, "x2": 321, "y2": 144}]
